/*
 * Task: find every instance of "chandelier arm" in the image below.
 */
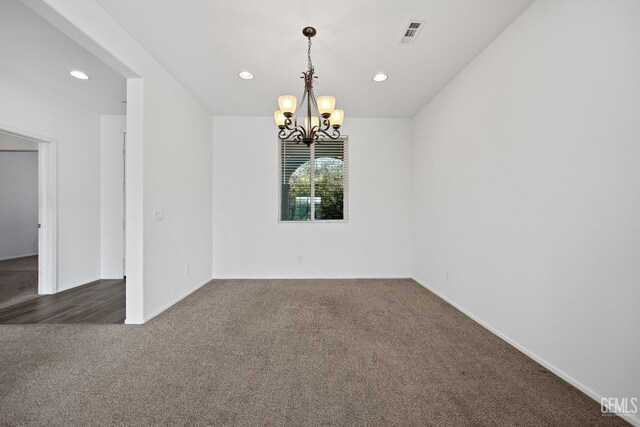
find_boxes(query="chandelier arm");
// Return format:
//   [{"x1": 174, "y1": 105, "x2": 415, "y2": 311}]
[
  {"x1": 284, "y1": 118, "x2": 308, "y2": 140},
  {"x1": 306, "y1": 81, "x2": 312, "y2": 137},
  {"x1": 283, "y1": 117, "x2": 295, "y2": 130},
  {"x1": 320, "y1": 117, "x2": 331, "y2": 132},
  {"x1": 278, "y1": 127, "x2": 302, "y2": 141},
  {"x1": 309, "y1": 87, "x2": 321, "y2": 118},
  {"x1": 307, "y1": 73, "x2": 325, "y2": 141},
  {"x1": 314, "y1": 128, "x2": 342, "y2": 140},
  {"x1": 298, "y1": 75, "x2": 309, "y2": 126}
]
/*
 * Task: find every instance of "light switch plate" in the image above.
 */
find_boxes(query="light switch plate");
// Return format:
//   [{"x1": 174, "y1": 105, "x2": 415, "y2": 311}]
[{"x1": 152, "y1": 209, "x2": 165, "y2": 221}]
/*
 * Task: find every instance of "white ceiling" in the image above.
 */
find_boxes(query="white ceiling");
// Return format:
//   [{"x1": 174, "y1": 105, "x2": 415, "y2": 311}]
[
  {"x1": 93, "y1": 0, "x2": 533, "y2": 118},
  {"x1": 0, "y1": 1, "x2": 126, "y2": 115}
]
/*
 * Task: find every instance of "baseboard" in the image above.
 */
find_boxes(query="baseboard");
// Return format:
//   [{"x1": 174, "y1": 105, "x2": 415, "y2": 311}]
[
  {"x1": 0, "y1": 253, "x2": 38, "y2": 262},
  {"x1": 100, "y1": 275, "x2": 125, "y2": 280},
  {"x1": 142, "y1": 278, "x2": 212, "y2": 323},
  {"x1": 412, "y1": 277, "x2": 639, "y2": 427}
]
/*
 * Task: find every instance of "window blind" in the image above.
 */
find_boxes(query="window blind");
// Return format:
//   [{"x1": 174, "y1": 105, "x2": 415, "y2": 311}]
[{"x1": 279, "y1": 139, "x2": 348, "y2": 222}]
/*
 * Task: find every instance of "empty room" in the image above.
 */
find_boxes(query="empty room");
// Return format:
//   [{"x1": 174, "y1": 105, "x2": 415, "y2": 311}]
[{"x1": 0, "y1": 0, "x2": 638, "y2": 426}]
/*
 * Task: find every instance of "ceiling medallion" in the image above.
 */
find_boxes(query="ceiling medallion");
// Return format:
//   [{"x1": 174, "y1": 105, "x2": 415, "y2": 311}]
[{"x1": 274, "y1": 27, "x2": 344, "y2": 146}]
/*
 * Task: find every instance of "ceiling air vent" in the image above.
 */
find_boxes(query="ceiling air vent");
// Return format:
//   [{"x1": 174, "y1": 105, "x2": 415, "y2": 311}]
[{"x1": 400, "y1": 20, "x2": 426, "y2": 45}]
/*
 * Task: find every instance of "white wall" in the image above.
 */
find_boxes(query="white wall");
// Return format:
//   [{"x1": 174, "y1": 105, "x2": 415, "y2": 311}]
[
  {"x1": 411, "y1": 0, "x2": 640, "y2": 422},
  {"x1": 213, "y1": 117, "x2": 412, "y2": 279},
  {"x1": 30, "y1": 0, "x2": 214, "y2": 322},
  {"x1": 0, "y1": 67, "x2": 101, "y2": 291},
  {"x1": 142, "y1": 76, "x2": 213, "y2": 321},
  {"x1": 0, "y1": 151, "x2": 38, "y2": 260},
  {"x1": 100, "y1": 115, "x2": 125, "y2": 278}
]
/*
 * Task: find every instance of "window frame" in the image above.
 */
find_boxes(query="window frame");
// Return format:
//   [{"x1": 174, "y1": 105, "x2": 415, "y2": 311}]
[{"x1": 278, "y1": 137, "x2": 349, "y2": 223}]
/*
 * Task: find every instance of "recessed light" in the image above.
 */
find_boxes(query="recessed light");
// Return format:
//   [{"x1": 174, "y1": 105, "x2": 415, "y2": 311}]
[
  {"x1": 372, "y1": 73, "x2": 388, "y2": 82},
  {"x1": 70, "y1": 70, "x2": 90, "y2": 80},
  {"x1": 238, "y1": 71, "x2": 254, "y2": 80}
]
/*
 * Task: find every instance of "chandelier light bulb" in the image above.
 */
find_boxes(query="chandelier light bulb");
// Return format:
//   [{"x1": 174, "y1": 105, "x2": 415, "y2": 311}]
[
  {"x1": 304, "y1": 116, "x2": 320, "y2": 132},
  {"x1": 274, "y1": 110, "x2": 286, "y2": 127},
  {"x1": 317, "y1": 96, "x2": 336, "y2": 117},
  {"x1": 278, "y1": 95, "x2": 297, "y2": 115},
  {"x1": 330, "y1": 109, "x2": 344, "y2": 127}
]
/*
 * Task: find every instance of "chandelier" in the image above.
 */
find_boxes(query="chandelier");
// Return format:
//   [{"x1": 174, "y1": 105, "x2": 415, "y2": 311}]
[{"x1": 274, "y1": 27, "x2": 344, "y2": 146}]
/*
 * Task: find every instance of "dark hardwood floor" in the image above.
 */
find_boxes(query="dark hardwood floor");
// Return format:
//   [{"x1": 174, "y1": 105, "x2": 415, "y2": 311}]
[
  {"x1": 0, "y1": 255, "x2": 39, "y2": 310},
  {"x1": 0, "y1": 279, "x2": 125, "y2": 324}
]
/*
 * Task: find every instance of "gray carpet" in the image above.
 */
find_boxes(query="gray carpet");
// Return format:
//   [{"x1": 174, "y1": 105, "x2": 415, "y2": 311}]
[
  {"x1": 0, "y1": 279, "x2": 628, "y2": 426},
  {"x1": 0, "y1": 255, "x2": 38, "y2": 310}
]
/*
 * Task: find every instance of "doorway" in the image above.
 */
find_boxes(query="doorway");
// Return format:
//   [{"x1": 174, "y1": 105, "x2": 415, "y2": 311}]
[
  {"x1": 0, "y1": 140, "x2": 37, "y2": 308},
  {"x1": 0, "y1": 127, "x2": 57, "y2": 305}
]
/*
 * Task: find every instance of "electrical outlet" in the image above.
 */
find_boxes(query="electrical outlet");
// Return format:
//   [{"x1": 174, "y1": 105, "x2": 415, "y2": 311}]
[
  {"x1": 185, "y1": 265, "x2": 190, "y2": 275},
  {"x1": 446, "y1": 272, "x2": 450, "y2": 282},
  {"x1": 297, "y1": 256, "x2": 303, "y2": 263}
]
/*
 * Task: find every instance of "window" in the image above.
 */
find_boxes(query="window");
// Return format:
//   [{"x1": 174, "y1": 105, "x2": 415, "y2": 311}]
[{"x1": 279, "y1": 139, "x2": 348, "y2": 222}]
